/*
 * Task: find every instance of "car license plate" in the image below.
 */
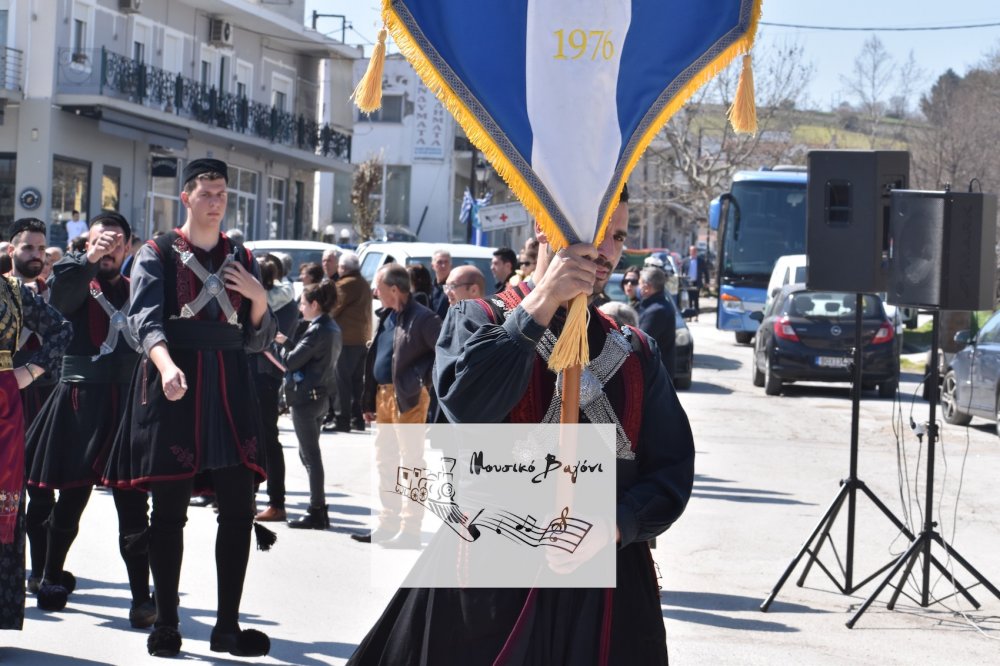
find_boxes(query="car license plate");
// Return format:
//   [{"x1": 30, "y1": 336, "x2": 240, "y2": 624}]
[{"x1": 816, "y1": 356, "x2": 850, "y2": 368}]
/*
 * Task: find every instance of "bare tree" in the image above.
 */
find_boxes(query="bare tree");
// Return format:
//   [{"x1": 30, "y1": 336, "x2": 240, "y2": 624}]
[
  {"x1": 629, "y1": 40, "x2": 813, "y2": 249},
  {"x1": 351, "y1": 155, "x2": 383, "y2": 241},
  {"x1": 840, "y1": 35, "x2": 895, "y2": 148}
]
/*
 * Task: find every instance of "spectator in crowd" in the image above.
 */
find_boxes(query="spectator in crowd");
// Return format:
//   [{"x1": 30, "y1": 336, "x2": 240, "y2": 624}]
[
  {"x1": 444, "y1": 265, "x2": 486, "y2": 306},
  {"x1": 224, "y1": 228, "x2": 244, "y2": 244},
  {"x1": 40, "y1": 247, "x2": 63, "y2": 282},
  {"x1": 299, "y1": 262, "x2": 324, "y2": 286},
  {"x1": 322, "y1": 247, "x2": 341, "y2": 282},
  {"x1": 283, "y1": 280, "x2": 341, "y2": 529},
  {"x1": 69, "y1": 236, "x2": 87, "y2": 253},
  {"x1": 0, "y1": 242, "x2": 10, "y2": 274},
  {"x1": 599, "y1": 300, "x2": 639, "y2": 328},
  {"x1": 352, "y1": 264, "x2": 441, "y2": 548},
  {"x1": 406, "y1": 263, "x2": 434, "y2": 308},
  {"x1": 681, "y1": 245, "x2": 709, "y2": 321},
  {"x1": 637, "y1": 266, "x2": 677, "y2": 382},
  {"x1": 490, "y1": 247, "x2": 517, "y2": 292},
  {"x1": 64, "y1": 210, "x2": 88, "y2": 242},
  {"x1": 330, "y1": 252, "x2": 371, "y2": 433},
  {"x1": 622, "y1": 267, "x2": 641, "y2": 309},
  {"x1": 253, "y1": 255, "x2": 300, "y2": 523},
  {"x1": 429, "y1": 249, "x2": 452, "y2": 318}
]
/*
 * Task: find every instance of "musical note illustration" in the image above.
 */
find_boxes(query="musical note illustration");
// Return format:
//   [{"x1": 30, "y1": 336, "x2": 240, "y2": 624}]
[{"x1": 479, "y1": 508, "x2": 592, "y2": 553}]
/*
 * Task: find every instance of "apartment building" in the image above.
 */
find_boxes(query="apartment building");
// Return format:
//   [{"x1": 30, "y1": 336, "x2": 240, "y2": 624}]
[{"x1": 0, "y1": 0, "x2": 357, "y2": 244}]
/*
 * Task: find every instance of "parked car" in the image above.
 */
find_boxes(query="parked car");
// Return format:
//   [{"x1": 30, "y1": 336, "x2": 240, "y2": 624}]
[
  {"x1": 245, "y1": 239, "x2": 340, "y2": 297},
  {"x1": 604, "y1": 272, "x2": 694, "y2": 390},
  {"x1": 940, "y1": 309, "x2": 1000, "y2": 434},
  {"x1": 749, "y1": 284, "x2": 899, "y2": 397},
  {"x1": 767, "y1": 253, "x2": 917, "y2": 332},
  {"x1": 373, "y1": 225, "x2": 420, "y2": 242}
]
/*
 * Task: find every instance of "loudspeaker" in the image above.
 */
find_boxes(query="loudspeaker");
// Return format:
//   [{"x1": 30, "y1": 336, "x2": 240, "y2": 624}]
[
  {"x1": 887, "y1": 190, "x2": 997, "y2": 310},
  {"x1": 806, "y1": 150, "x2": 909, "y2": 292}
]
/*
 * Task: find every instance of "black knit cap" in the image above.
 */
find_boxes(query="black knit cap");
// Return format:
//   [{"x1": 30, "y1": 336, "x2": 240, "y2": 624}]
[
  {"x1": 91, "y1": 211, "x2": 132, "y2": 241},
  {"x1": 9, "y1": 217, "x2": 46, "y2": 242},
  {"x1": 182, "y1": 158, "x2": 229, "y2": 186}
]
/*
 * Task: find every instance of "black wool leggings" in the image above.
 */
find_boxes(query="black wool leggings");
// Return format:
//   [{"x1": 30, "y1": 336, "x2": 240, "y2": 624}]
[
  {"x1": 112, "y1": 487, "x2": 152, "y2": 604},
  {"x1": 148, "y1": 465, "x2": 255, "y2": 632},
  {"x1": 25, "y1": 485, "x2": 92, "y2": 583}
]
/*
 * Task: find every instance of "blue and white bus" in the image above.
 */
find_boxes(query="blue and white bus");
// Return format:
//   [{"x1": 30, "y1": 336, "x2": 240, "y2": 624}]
[{"x1": 709, "y1": 168, "x2": 808, "y2": 343}]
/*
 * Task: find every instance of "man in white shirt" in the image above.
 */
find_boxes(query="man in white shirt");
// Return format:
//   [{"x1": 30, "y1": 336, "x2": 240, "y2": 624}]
[{"x1": 64, "y1": 211, "x2": 88, "y2": 244}]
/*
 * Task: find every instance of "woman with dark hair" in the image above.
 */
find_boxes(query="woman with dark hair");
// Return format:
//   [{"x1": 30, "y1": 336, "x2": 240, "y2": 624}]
[
  {"x1": 283, "y1": 280, "x2": 342, "y2": 529},
  {"x1": 622, "y1": 267, "x2": 642, "y2": 309},
  {"x1": 253, "y1": 256, "x2": 300, "y2": 523},
  {"x1": 406, "y1": 263, "x2": 433, "y2": 308},
  {"x1": 299, "y1": 262, "x2": 324, "y2": 286}
]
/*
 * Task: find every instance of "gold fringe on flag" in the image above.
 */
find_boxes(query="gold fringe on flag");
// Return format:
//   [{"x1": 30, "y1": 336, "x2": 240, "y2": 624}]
[{"x1": 352, "y1": 28, "x2": 388, "y2": 114}]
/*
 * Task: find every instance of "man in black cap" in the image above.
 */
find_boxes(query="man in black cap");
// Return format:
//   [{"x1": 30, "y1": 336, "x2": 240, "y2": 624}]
[
  {"x1": 103, "y1": 158, "x2": 277, "y2": 658},
  {"x1": 23, "y1": 212, "x2": 155, "y2": 627}
]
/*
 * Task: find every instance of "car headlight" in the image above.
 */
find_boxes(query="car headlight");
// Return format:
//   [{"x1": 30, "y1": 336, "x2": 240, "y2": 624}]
[{"x1": 675, "y1": 328, "x2": 692, "y2": 347}]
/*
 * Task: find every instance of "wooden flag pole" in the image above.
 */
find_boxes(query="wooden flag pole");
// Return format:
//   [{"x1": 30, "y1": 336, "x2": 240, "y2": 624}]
[{"x1": 559, "y1": 364, "x2": 581, "y2": 425}]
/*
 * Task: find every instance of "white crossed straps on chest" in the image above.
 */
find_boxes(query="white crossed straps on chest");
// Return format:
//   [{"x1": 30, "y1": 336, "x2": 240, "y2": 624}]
[
  {"x1": 177, "y1": 251, "x2": 238, "y2": 325},
  {"x1": 491, "y1": 297, "x2": 636, "y2": 460},
  {"x1": 89, "y1": 287, "x2": 141, "y2": 360}
]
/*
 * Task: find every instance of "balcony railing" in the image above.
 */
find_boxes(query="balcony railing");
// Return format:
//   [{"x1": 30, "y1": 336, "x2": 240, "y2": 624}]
[
  {"x1": 56, "y1": 48, "x2": 350, "y2": 162},
  {"x1": 0, "y1": 47, "x2": 23, "y2": 92}
]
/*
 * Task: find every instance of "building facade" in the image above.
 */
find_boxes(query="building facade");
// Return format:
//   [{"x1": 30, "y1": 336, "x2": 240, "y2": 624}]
[{"x1": 0, "y1": 0, "x2": 356, "y2": 245}]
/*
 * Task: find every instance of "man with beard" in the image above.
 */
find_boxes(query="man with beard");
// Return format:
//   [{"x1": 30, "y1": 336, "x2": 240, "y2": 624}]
[
  {"x1": 102, "y1": 158, "x2": 276, "y2": 659},
  {"x1": 348, "y1": 184, "x2": 695, "y2": 665},
  {"x1": 23, "y1": 212, "x2": 155, "y2": 626},
  {"x1": 7, "y1": 219, "x2": 59, "y2": 430},
  {"x1": 1, "y1": 236, "x2": 71, "y2": 635}
]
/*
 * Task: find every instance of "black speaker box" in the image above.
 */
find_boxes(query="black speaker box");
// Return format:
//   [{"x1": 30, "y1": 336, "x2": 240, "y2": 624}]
[
  {"x1": 887, "y1": 190, "x2": 997, "y2": 310},
  {"x1": 806, "y1": 150, "x2": 909, "y2": 292}
]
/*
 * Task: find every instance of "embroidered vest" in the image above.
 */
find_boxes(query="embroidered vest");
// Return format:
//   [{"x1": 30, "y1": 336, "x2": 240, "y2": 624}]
[{"x1": 476, "y1": 284, "x2": 648, "y2": 458}]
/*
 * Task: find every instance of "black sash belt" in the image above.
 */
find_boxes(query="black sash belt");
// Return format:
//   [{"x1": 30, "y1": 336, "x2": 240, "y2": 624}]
[
  {"x1": 62, "y1": 354, "x2": 138, "y2": 384},
  {"x1": 164, "y1": 319, "x2": 244, "y2": 351}
]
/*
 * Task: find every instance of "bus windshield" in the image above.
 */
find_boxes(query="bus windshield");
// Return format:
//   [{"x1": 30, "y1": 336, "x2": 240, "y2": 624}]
[{"x1": 721, "y1": 181, "x2": 807, "y2": 286}]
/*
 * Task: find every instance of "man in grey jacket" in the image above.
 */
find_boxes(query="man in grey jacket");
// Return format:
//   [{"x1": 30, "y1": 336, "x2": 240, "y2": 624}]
[{"x1": 353, "y1": 263, "x2": 441, "y2": 548}]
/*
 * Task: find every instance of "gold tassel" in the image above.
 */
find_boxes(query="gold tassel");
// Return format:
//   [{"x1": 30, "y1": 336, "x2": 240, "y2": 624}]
[
  {"x1": 352, "y1": 28, "x2": 388, "y2": 113},
  {"x1": 727, "y1": 54, "x2": 757, "y2": 135},
  {"x1": 547, "y1": 294, "x2": 590, "y2": 373}
]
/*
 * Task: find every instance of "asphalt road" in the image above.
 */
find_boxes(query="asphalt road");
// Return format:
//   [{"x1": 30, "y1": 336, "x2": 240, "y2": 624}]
[{"x1": 2, "y1": 307, "x2": 998, "y2": 664}]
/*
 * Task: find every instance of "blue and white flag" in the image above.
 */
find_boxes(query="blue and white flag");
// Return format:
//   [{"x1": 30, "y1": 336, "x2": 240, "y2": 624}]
[{"x1": 376, "y1": 0, "x2": 761, "y2": 250}]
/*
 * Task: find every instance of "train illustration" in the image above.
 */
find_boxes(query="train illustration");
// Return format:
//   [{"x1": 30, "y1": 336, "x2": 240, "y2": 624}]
[{"x1": 395, "y1": 457, "x2": 457, "y2": 503}]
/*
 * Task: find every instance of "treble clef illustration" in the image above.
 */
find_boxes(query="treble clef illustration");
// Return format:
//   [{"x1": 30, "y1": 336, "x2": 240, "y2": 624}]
[{"x1": 548, "y1": 506, "x2": 570, "y2": 541}]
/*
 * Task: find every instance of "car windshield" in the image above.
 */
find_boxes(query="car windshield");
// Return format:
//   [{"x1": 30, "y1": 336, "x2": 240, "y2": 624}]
[
  {"x1": 250, "y1": 247, "x2": 325, "y2": 280},
  {"x1": 604, "y1": 276, "x2": 627, "y2": 303},
  {"x1": 787, "y1": 292, "x2": 882, "y2": 319}
]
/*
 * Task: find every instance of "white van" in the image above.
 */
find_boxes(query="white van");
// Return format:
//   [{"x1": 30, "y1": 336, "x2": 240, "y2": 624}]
[{"x1": 766, "y1": 254, "x2": 807, "y2": 308}]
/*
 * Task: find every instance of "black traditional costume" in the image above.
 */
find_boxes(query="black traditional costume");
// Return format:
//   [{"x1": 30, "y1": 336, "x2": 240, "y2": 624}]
[
  {"x1": 0, "y1": 276, "x2": 71, "y2": 631},
  {"x1": 102, "y1": 220, "x2": 275, "y2": 657},
  {"x1": 24, "y1": 241, "x2": 155, "y2": 621},
  {"x1": 348, "y1": 282, "x2": 695, "y2": 665}
]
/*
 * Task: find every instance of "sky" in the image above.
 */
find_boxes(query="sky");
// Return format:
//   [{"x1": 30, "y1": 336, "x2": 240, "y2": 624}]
[{"x1": 305, "y1": 0, "x2": 1000, "y2": 113}]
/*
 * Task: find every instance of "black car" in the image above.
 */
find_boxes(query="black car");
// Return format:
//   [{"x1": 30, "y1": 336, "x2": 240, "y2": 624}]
[
  {"x1": 603, "y1": 273, "x2": 693, "y2": 390},
  {"x1": 749, "y1": 284, "x2": 899, "y2": 397},
  {"x1": 940, "y1": 309, "x2": 1000, "y2": 434}
]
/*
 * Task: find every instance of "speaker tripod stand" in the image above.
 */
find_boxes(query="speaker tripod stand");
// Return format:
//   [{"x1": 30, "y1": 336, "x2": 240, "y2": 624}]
[
  {"x1": 761, "y1": 294, "x2": 950, "y2": 612},
  {"x1": 845, "y1": 310, "x2": 1000, "y2": 627}
]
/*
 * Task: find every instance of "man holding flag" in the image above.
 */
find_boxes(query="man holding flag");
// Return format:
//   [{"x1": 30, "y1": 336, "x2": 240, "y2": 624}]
[
  {"x1": 348, "y1": 185, "x2": 695, "y2": 664},
  {"x1": 348, "y1": 0, "x2": 760, "y2": 661}
]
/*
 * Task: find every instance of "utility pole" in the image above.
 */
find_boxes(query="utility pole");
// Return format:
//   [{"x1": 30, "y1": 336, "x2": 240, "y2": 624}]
[{"x1": 312, "y1": 12, "x2": 349, "y2": 44}]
